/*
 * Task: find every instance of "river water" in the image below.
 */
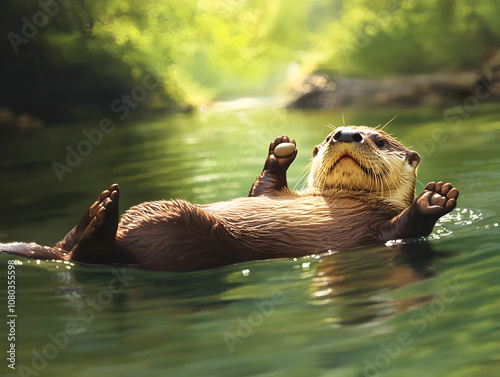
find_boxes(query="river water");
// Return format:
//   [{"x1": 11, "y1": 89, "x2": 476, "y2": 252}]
[{"x1": 1, "y1": 102, "x2": 499, "y2": 377}]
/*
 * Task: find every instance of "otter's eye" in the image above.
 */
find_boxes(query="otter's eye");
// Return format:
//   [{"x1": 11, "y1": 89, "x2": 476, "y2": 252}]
[{"x1": 375, "y1": 139, "x2": 385, "y2": 148}]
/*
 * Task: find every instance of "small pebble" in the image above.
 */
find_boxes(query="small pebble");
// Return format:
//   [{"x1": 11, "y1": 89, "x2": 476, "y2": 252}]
[{"x1": 274, "y1": 142, "x2": 296, "y2": 157}]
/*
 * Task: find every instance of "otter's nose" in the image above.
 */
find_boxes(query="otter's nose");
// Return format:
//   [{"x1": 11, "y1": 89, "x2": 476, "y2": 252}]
[{"x1": 332, "y1": 130, "x2": 363, "y2": 143}]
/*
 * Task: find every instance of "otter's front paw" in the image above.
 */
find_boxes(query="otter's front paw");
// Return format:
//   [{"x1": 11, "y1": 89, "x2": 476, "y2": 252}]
[
  {"x1": 264, "y1": 136, "x2": 297, "y2": 173},
  {"x1": 416, "y1": 182, "x2": 459, "y2": 218}
]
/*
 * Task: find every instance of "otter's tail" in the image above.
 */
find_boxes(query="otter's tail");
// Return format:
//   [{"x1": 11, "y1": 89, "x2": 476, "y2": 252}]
[{"x1": 0, "y1": 242, "x2": 68, "y2": 261}]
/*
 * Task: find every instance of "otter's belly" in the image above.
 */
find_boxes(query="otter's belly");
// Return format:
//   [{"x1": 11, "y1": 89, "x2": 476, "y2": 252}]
[
  {"x1": 204, "y1": 196, "x2": 388, "y2": 257},
  {"x1": 115, "y1": 196, "x2": 392, "y2": 271}
]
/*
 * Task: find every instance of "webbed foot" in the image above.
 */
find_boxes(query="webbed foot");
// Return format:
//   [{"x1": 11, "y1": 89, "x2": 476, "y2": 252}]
[{"x1": 69, "y1": 184, "x2": 120, "y2": 263}]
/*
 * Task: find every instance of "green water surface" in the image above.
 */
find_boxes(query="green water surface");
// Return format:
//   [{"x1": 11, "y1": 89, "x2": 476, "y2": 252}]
[{"x1": 1, "y1": 103, "x2": 499, "y2": 377}]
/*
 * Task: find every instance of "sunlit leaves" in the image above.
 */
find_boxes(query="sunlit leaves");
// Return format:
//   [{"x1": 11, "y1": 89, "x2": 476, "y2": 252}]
[{"x1": 14, "y1": 0, "x2": 500, "y2": 109}]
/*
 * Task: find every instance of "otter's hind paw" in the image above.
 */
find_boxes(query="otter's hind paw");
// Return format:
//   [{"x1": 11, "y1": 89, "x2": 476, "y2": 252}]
[
  {"x1": 416, "y1": 181, "x2": 459, "y2": 218},
  {"x1": 70, "y1": 184, "x2": 120, "y2": 263}
]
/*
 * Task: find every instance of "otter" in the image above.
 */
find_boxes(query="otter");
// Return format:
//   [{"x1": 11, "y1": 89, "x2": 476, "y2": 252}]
[{"x1": 0, "y1": 126, "x2": 459, "y2": 271}]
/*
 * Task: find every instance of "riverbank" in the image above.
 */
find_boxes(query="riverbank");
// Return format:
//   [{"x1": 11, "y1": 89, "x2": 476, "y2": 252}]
[{"x1": 287, "y1": 71, "x2": 499, "y2": 111}]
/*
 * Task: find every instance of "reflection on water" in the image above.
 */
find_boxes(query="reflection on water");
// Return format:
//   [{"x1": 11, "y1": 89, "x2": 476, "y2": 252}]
[
  {"x1": 312, "y1": 242, "x2": 437, "y2": 326},
  {"x1": 1, "y1": 104, "x2": 500, "y2": 377}
]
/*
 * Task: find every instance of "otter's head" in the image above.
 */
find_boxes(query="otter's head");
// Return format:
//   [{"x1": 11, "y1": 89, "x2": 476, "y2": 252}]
[{"x1": 308, "y1": 126, "x2": 420, "y2": 208}]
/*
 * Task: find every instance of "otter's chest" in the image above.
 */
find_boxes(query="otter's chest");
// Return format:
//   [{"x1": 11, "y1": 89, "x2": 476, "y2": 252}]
[{"x1": 207, "y1": 196, "x2": 394, "y2": 237}]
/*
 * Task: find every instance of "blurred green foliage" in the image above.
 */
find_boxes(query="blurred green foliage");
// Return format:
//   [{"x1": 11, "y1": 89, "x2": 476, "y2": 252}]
[{"x1": 1, "y1": 0, "x2": 499, "y2": 121}]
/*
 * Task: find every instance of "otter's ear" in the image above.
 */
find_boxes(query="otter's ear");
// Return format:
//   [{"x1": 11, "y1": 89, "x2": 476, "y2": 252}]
[
  {"x1": 406, "y1": 151, "x2": 420, "y2": 168},
  {"x1": 313, "y1": 145, "x2": 319, "y2": 157}
]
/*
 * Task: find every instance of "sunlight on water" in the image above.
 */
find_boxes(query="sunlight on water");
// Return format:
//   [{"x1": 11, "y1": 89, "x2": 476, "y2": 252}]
[
  {"x1": 431, "y1": 207, "x2": 497, "y2": 238},
  {"x1": 444, "y1": 207, "x2": 495, "y2": 227}
]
